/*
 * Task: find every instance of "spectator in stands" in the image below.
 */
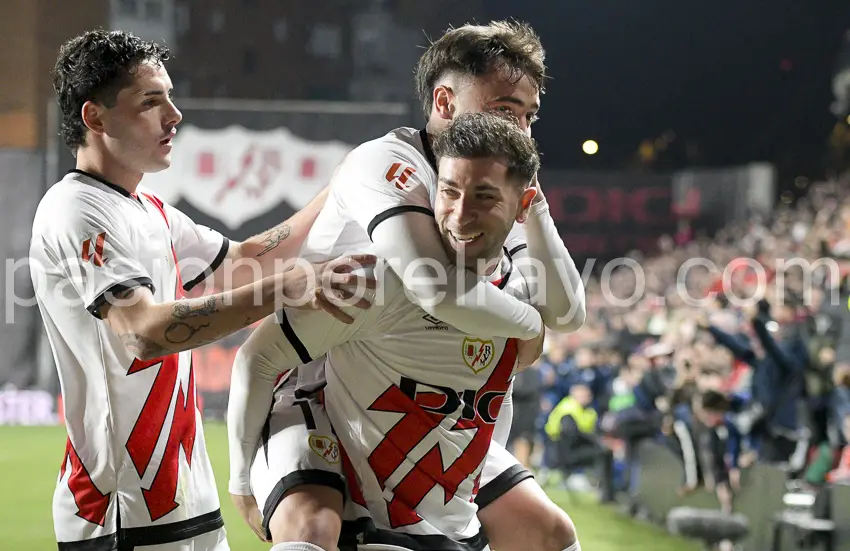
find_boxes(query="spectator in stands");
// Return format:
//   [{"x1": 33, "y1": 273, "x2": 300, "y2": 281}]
[
  {"x1": 545, "y1": 383, "x2": 615, "y2": 501},
  {"x1": 699, "y1": 299, "x2": 807, "y2": 464}
]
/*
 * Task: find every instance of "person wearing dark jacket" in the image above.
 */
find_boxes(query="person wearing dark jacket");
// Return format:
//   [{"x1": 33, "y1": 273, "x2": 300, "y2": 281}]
[{"x1": 699, "y1": 300, "x2": 807, "y2": 463}]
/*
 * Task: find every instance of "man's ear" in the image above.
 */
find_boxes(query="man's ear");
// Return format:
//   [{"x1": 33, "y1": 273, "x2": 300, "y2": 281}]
[
  {"x1": 81, "y1": 100, "x2": 106, "y2": 136},
  {"x1": 433, "y1": 85, "x2": 456, "y2": 121},
  {"x1": 516, "y1": 186, "x2": 538, "y2": 223}
]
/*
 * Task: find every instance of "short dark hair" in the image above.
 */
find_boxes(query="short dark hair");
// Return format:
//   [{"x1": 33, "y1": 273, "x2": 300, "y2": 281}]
[
  {"x1": 432, "y1": 112, "x2": 540, "y2": 186},
  {"x1": 52, "y1": 30, "x2": 170, "y2": 152},
  {"x1": 415, "y1": 20, "x2": 546, "y2": 119}
]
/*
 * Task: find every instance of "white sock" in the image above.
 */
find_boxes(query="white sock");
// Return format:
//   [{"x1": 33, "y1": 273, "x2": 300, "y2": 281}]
[
  {"x1": 270, "y1": 543, "x2": 327, "y2": 551},
  {"x1": 562, "y1": 542, "x2": 581, "y2": 551}
]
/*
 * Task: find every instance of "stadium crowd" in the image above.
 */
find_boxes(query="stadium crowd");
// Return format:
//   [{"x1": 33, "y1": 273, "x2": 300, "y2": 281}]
[{"x1": 510, "y1": 170, "x2": 850, "y2": 516}]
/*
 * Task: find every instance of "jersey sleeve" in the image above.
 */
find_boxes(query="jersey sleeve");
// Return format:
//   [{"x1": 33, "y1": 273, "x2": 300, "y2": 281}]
[
  {"x1": 333, "y1": 139, "x2": 542, "y2": 340},
  {"x1": 515, "y1": 198, "x2": 587, "y2": 332},
  {"x1": 45, "y1": 195, "x2": 155, "y2": 319},
  {"x1": 159, "y1": 199, "x2": 229, "y2": 293},
  {"x1": 333, "y1": 140, "x2": 434, "y2": 240}
]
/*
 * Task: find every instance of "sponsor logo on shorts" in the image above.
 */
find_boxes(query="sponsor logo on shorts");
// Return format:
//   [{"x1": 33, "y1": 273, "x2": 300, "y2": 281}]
[
  {"x1": 309, "y1": 435, "x2": 340, "y2": 464},
  {"x1": 462, "y1": 337, "x2": 495, "y2": 374}
]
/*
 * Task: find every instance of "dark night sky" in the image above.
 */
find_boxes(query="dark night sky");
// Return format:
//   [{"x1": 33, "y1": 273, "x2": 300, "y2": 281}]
[{"x1": 483, "y1": 1, "x2": 850, "y2": 185}]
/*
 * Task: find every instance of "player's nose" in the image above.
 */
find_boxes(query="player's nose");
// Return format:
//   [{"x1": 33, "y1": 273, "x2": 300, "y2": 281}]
[
  {"x1": 165, "y1": 101, "x2": 182, "y2": 126},
  {"x1": 454, "y1": 198, "x2": 477, "y2": 224}
]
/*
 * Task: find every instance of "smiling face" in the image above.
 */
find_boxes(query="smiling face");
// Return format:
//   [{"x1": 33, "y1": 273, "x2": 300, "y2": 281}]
[
  {"x1": 82, "y1": 61, "x2": 182, "y2": 175},
  {"x1": 435, "y1": 156, "x2": 534, "y2": 273}
]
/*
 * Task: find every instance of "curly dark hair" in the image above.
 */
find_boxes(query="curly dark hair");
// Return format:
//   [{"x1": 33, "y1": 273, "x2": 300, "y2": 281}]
[
  {"x1": 52, "y1": 30, "x2": 170, "y2": 152},
  {"x1": 432, "y1": 112, "x2": 540, "y2": 186},
  {"x1": 414, "y1": 20, "x2": 547, "y2": 119}
]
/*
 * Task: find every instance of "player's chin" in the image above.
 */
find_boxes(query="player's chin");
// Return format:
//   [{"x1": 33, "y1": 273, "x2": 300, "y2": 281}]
[{"x1": 146, "y1": 154, "x2": 172, "y2": 173}]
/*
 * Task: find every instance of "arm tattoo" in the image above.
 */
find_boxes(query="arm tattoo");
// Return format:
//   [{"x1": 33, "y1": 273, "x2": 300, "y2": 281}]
[
  {"x1": 172, "y1": 296, "x2": 219, "y2": 319},
  {"x1": 164, "y1": 321, "x2": 212, "y2": 345},
  {"x1": 256, "y1": 224, "x2": 291, "y2": 257},
  {"x1": 120, "y1": 333, "x2": 174, "y2": 359}
]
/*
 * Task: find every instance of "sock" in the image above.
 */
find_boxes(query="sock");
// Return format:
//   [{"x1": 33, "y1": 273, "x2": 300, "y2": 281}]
[
  {"x1": 562, "y1": 541, "x2": 582, "y2": 551},
  {"x1": 270, "y1": 543, "x2": 327, "y2": 551}
]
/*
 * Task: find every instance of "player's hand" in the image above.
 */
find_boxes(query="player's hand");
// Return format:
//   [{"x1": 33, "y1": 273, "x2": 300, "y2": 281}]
[
  {"x1": 230, "y1": 493, "x2": 269, "y2": 542},
  {"x1": 516, "y1": 326, "x2": 545, "y2": 371},
  {"x1": 285, "y1": 254, "x2": 379, "y2": 323}
]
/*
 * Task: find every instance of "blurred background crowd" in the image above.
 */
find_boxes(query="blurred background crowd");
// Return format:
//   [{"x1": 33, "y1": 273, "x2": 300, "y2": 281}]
[{"x1": 512, "y1": 169, "x2": 850, "y2": 517}]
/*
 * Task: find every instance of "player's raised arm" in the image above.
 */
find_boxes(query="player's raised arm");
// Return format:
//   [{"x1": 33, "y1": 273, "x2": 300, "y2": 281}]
[
  {"x1": 334, "y1": 142, "x2": 542, "y2": 341},
  {"x1": 507, "y1": 177, "x2": 587, "y2": 332}
]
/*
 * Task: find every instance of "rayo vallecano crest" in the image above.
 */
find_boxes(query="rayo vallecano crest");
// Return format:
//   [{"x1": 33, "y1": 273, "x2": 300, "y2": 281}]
[
  {"x1": 462, "y1": 337, "x2": 495, "y2": 374},
  {"x1": 308, "y1": 434, "x2": 340, "y2": 465}
]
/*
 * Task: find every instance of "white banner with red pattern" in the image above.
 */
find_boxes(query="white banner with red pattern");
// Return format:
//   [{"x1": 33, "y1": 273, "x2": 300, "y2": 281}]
[{"x1": 143, "y1": 125, "x2": 353, "y2": 229}]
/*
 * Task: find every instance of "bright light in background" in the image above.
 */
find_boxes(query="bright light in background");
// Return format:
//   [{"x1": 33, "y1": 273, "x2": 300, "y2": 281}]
[
  {"x1": 846, "y1": 114, "x2": 850, "y2": 125},
  {"x1": 582, "y1": 140, "x2": 599, "y2": 155}
]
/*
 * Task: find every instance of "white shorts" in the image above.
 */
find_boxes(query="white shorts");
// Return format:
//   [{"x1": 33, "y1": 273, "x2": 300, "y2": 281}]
[
  {"x1": 133, "y1": 527, "x2": 229, "y2": 551},
  {"x1": 251, "y1": 366, "x2": 531, "y2": 551},
  {"x1": 57, "y1": 526, "x2": 229, "y2": 551}
]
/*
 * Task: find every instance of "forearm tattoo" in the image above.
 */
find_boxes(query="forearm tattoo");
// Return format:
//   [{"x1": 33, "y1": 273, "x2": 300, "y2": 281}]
[
  {"x1": 172, "y1": 296, "x2": 219, "y2": 319},
  {"x1": 256, "y1": 224, "x2": 291, "y2": 257}
]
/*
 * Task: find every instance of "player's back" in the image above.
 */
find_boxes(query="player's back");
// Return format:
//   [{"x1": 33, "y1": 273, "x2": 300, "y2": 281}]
[
  {"x1": 321, "y1": 255, "x2": 528, "y2": 548},
  {"x1": 30, "y1": 172, "x2": 223, "y2": 547}
]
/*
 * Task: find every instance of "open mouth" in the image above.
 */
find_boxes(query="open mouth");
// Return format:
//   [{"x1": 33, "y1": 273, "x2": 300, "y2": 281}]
[
  {"x1": 449, "y1": 230, "x2": 483, "y2": 245},
  {"x1": 160, "y1": 131, "x2": 176, "y2": 146}
]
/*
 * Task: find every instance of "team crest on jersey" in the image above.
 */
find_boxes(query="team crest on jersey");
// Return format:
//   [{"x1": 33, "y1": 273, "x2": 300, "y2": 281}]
[
  {"x1": 309, "y1": 435, "x2": 340, "y2": 464},
  {"x1": 462, "y1": 338, "x2": 495, "y2": 374}
]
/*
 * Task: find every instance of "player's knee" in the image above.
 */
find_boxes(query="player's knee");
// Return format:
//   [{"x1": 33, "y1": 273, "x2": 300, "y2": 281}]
[
  {"x1": 541, "y1": 506, "x2": 578, "y2": 551},
  {"x1": 268, "y1": 485, "x2": 343, "y2": 549}
]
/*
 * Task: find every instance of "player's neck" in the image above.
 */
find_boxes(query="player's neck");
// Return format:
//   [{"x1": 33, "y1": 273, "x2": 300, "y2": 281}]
[
  {"x1": 425, "y1": 118, "x2": 450, "y2": 139},
  {"x1": 75, "y1": 147, "x2": 144, "y2": 195},
  {"x1": 480, "y1": 251, "x2": 506, "y2": 279}
]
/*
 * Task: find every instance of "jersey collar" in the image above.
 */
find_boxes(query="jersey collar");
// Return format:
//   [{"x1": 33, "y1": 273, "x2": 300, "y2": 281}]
[
  {"x1": 68, "y1": 169, "x2": 142, "y2": 203},
  {"x1": 485, "y1": 247, "x2": 514, "y2": 290},
  {"x1": 418, "y1": 128, "x2": 438, "y2": 173}
]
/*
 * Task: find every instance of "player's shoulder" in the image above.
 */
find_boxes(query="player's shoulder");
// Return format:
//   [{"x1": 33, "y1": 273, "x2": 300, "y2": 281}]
[
  {"x1": 343, "y1": 126, "x2": 432, "y2": 173},
  {"x1": 33, "y1": 172, "x2": 125, "y2": 237}
]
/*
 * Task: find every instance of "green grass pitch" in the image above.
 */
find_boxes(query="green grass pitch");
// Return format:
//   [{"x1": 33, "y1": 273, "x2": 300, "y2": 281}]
[{"x1": 0, "y1": 423, "x2": 700, "y2": 550}]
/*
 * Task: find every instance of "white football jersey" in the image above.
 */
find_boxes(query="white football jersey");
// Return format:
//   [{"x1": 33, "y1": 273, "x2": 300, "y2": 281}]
[
  {"x1": 30, "y1": 170, "x2": 229, "y2": 548},
  {"x1": 274, "y1": 254, "x2": 529, "y2": 547},
  {"x1": 292, "y1": 126, "x2": 527, "y2": 391}
]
